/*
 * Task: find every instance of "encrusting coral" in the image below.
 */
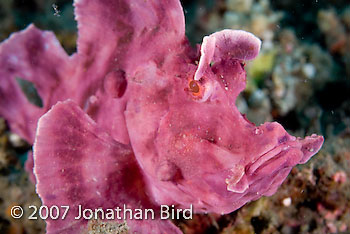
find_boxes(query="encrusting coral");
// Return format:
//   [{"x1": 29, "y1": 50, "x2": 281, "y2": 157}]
[{"x1": 0, "y1": 0, "x2": 323, "y2": 233}]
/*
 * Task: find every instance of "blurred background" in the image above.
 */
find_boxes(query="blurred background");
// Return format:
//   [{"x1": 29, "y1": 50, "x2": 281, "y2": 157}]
[{"x1": 0, "y1": 0, "x2": 349, "y2": 233}]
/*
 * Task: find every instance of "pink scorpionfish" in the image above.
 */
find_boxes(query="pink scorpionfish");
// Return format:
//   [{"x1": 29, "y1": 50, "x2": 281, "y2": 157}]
[{"x1": 0, "y1": 0, "x2": 323, "y2": 233}]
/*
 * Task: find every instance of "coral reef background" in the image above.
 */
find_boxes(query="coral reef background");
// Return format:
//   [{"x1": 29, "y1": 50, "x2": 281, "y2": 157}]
[{"x1": 0, "y1": 0, "x2": 349, "y2": 233}]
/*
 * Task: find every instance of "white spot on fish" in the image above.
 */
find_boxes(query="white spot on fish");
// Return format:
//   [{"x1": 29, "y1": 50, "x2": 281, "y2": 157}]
[
  {"x1": 89, "y1": 95, "x2": 98, "y2": 104},
  {"x1": 254, "y1": 128, "x2": 263, "y2": 135}
]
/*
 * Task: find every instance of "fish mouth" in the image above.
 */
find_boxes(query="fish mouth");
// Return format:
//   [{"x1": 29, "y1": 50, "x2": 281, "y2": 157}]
[
  {"x1": 225, "y1": 134, "x2": 324, "y2": 194},
  {"x1": 246, "y1": 134, "x2": 323, "y2": 176}
]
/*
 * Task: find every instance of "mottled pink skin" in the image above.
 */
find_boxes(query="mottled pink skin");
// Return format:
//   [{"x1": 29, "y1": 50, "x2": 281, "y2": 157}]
[
  {"x1": 0, "y1": 26, "x2": 75, "y2": 143},
  {"x1": 34, "y1": 100, "x2": 180, "y2": 233},
  {"x1": 0, "y1": 0, "x2": 324, "y2": 233}
]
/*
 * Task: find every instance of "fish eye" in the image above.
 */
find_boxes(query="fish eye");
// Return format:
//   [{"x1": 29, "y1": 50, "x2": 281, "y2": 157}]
[
  {"x1": 187, "y1": 77, "x2": 212, "y2": 102},
  {"x1": 189, "y1": 80, "x2": 200, "y2": 93}
]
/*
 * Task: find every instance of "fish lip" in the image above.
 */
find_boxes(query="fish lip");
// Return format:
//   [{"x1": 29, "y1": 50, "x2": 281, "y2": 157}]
[
  {"x1": 245, "y1": 140, "x2": 301, "y2": 176},
  {"x1": 221, "y1": 138, "x2": 297, "y2": 194},
  {"x1": 245, "y1": 134, "x2": 323, "y2": 176},
  {"x1": 298, "y1": 134, "x2": 324, "y2": 163}
]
